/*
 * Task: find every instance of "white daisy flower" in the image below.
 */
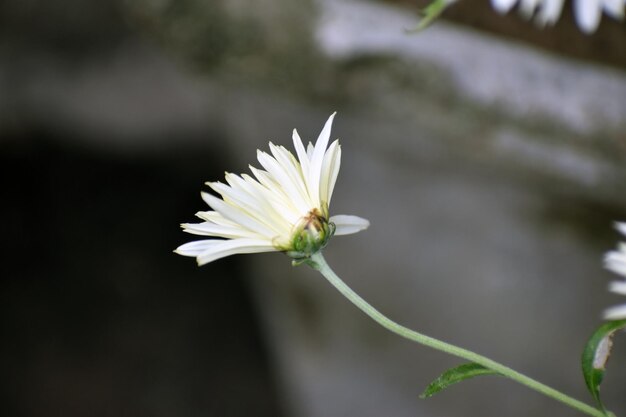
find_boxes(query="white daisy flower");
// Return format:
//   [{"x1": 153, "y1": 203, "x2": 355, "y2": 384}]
[
  {"x1": 604, "y1": 222, "x2": 626, "y2": 320},
  {"x1": 175, "y1": 113, "x2": 370, "y2": 266},
  {"x1": 490, "y1": 0, "x2": 625, "y2": 33}
]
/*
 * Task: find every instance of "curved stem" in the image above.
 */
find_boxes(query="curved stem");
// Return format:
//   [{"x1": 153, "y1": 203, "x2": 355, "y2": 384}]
[{"x1": 309, "y1": 252, "x2": 606, "y2": 417}]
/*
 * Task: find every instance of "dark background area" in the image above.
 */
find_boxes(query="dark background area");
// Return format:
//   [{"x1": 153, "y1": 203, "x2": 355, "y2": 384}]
[
  {"x1": 0, "y1": 134, "x2": 285, "y2": 417},
  {"x1": 0, "y1": 1, "x2": 290, "y2": 414}
]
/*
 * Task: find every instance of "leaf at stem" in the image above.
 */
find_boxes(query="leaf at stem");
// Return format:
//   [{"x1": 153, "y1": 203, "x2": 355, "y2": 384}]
[
  {"x1": 581, "y1": 319, "x2": 626, "y2": 414},
  {"x1": 420, "y1": 362, "x2": 500, "y2": 398}
]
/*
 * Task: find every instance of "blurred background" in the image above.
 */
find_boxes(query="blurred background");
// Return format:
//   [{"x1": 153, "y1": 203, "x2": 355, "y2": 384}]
[{"x1": 1, "y1": 0, "x2": 625, "y2": 416}]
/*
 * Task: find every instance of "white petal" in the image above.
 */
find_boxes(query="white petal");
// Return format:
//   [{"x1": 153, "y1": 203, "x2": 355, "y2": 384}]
[
  {"x1": 606, "y1": 262, "x2": 626, "y2": 278},
  {"x1": 181, "y1": 222, "x2": 259, "y2": 239},
  {"x1": 175, "y1": 239, "x2": 217, "y2": 257},
  {"x1": 248, "y1": 166, "x2": 300, "y2": 218},
  {"x1": 241, "y1": 172, "x2": 300, "y2": 227},
  {"x1": 491, "y1": 0, "x2": 519, "y2": 13},
  {"x1": 320, "y1": 140, "x2": 341, "y2": 207},
  {"x1": 195, "y1": 211, "x2": 240, "y2": 227},
  {"x1": 293, "y1": 129, "x2": 312, "y2": 188},
  {"x1": 257, "y1": 150, "x2": 311, "y2": 214},
  {"x1": 196, "y1": 238, "x2": 277, "y2": 265},
  {"x1": 330, "y1": 214, "x2": 370, "y2": 236},
  {"x1": 308, "y1": 113, "x2": 336, "y2": 205},
  {"x1": 616, "y1": 222, "x2": 626, "y2": 236},
  {"x1": 292, "y1": 129, "x2": 309, "y2": 164},
  {"x1": 268, "y1": 143, "x2": 311, "y2": 206},
  {"x1": 175, "y1": 238, "x2": 277, "y2": 265},
  {"x1": 210, "y1": 176, "x2": 291, "y2": 236},
  {"x1": 601, "y1": 0, "x2": 624, "y2": 19},
  {"x1": 609, "y1": 280, "x2": 626, "y2": 295},
  {"x1": 306, "y1": 142, "x2": 315, "y2": 159},
  {"x1": 519, "y1": 0, "x2": 541, "y2": 17},
  {"x1": 209, "y1": 181, "x2": 263, "y2": 217},
  {"x1": 536, "y1": 0, "x2": 565, "y2": 24},
  {"x1": 575, "y1": 0, "x2": 602, "y2": 32},
  {"x1": 201, "y1": 191, "x2": 276, "y2": 238},
  {"x1": 226, "y1": 173, "x2": 295, "y2": 233},
  {"x1": 248, "y1": 166, "x2": 280, "y2": 194},
  {"x1": 605, "y1": 251, "x2": 626, "y2": 277},
  {"x1": 603, "y1": 303, "x2": 626, "y2": 320},
  {"x1": 224, "y1": 173, "x2": 272, "y2": 213}
]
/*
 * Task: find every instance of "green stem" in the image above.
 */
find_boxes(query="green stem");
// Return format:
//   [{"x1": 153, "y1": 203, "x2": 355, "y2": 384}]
[{"x1": 309, "y1": 252, "x2": 606, "y2": 417}]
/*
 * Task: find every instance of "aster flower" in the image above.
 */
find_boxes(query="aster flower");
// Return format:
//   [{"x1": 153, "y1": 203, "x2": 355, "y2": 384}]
[
  {"x1": 490, "y1": 0, "x2": 625, "y2": 33},
  {"x1": 604, "y1": 222, "x2": 626, "y2": 320},
  {"x1": 175, "y1": 113, "x2": 369, "y2": 266}
]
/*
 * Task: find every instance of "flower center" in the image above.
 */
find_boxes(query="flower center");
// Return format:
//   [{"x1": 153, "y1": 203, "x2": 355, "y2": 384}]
[{"x1": 287, "y1": 208, "x2": 335, "y2": 263}]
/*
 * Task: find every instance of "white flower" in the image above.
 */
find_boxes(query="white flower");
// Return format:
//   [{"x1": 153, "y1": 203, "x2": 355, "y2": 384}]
[
  {"x1": 490, "y1": 0, "x2": 625, "y2": 33},
  {"x1": 175, "y1": 113, "x2": 370, "y2": 266},
  {"x1": 604, "y1": 222, "x2": 626, "y2": 320}
]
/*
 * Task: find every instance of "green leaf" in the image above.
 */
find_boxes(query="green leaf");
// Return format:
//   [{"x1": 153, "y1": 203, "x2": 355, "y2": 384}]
[
  {"x1": 407, "y1": 0, "x2": 450, "y2": 33},
  {"x1": 581, "y1": 319, "x2": 626, "y2": 413},
  {"x1": 420, "y1": 362, "x2": 500, "y2": 399}
]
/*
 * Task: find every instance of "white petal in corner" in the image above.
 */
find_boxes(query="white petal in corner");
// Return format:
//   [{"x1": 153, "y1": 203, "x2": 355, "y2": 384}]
[
  {"x1": 616, "y1": 222, "x2": 626, "y2": 236},
  {"x1": 517, "y1": 0, "x2": 540, "y2": 17},
  {"x1": 331, "y1": 214, "x2": 370, "y2": 236},
  {"x1": 574, "y1": 0, "x2": 602, "y2": 33},
  {"x1": 536, "y1": 0, "x2": 565, "y2": 24},
  {"x1": 604, "y1": 303, "x2": 626, "y2": 320},
  {"x1": 602, "y1": 0, "x2": 625, "y2": 18},
  {"x1": 491, "y1": 0, "x2": 518, "y2": 13}
]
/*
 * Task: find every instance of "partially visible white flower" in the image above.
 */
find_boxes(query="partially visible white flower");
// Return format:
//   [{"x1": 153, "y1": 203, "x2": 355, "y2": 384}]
[
  {"x1": 604, "y1": 222, "x2": 626, "y2": 320},
  {"x1": 490, "y1": 0, "x2": 625, "y2": 33},
  {"x1": 175, "y1": 113, "x2": 370, "y2": 266}
]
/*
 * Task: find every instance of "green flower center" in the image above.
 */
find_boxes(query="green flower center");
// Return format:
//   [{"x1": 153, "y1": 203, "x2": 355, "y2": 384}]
[{"x1": 286, "y1": 208, "x2": 335, "y2": 264}]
